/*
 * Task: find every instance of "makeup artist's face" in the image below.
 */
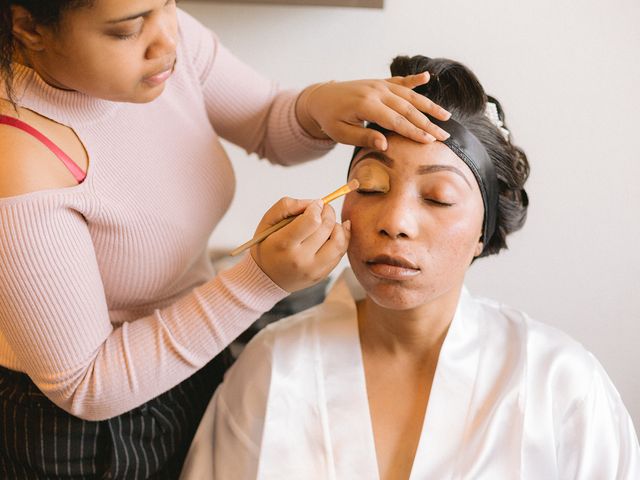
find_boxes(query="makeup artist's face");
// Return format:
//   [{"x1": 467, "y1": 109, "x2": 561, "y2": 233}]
[
  {"x1": 28, "y1": 0, "x2": 178, "y2": 102},
  {"x1": 342, "y1": 135, "x2": 484, "y2": 311}
]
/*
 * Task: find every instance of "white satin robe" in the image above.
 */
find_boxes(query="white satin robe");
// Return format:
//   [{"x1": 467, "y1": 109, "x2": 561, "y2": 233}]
[{"x1": 181, "y1": 269, "x2": 640, "y2": 479}]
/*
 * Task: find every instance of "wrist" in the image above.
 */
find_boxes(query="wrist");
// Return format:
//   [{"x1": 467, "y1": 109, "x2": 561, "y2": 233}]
[{"x1": 295, "y1": 82, "x2": 332, "y2": 140}]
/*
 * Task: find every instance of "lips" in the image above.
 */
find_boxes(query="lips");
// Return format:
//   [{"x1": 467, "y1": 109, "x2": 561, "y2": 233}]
[
  {"x1": 367, "y1": 254, "x2": 419, "y2": 270},
  {"x1": 143, "y1": 59, "x2": 176, "y2": 85},
  {"x1": 365, "y1": 254, "x2": 421, "y2": 280}
]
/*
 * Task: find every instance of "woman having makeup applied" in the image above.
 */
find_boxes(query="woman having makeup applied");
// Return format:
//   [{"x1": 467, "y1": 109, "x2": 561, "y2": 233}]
[
  {"x1": 0, "y1": 0, "x2": 452, "y2": 476},
  {"x1": 182, "y1": 55, "x2": 640, "y2": 479}
]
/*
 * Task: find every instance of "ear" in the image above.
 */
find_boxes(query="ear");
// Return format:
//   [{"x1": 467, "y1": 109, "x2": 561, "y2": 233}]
[
  {"x1": 473, "y1": 239, "x2": 484, "y2": 257},
  {"x1": 11, "y1": 5, "x2": 46, "y2": 52}
]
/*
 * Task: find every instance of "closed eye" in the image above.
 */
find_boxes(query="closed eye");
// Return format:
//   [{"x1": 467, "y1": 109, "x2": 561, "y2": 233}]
[
  {"x1": 112, "y1": 31, "x2": 140, "y2": 40},
  {"x1": 356, "y1": 189, "x2": 385, "y2": 195},
  {"x1": 424, "y1": 198, "x2": 454, "y2": 207}
]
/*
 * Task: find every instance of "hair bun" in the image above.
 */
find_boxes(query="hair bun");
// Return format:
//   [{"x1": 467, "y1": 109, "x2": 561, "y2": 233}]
[{"x1": 390, "y1": 55, "x2": 486, "y2": 116}]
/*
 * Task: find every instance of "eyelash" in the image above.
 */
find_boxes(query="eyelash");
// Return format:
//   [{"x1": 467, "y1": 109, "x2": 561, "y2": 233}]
[
  {"x1": 113, "y1": 31, "x2": 140, "y2": 40},
  {"x1": 424, "y1": 198, "x2": 454, "y2": 207},
  {"x1": 357, "y1": 190, "x2": 453, "y2": 207}
]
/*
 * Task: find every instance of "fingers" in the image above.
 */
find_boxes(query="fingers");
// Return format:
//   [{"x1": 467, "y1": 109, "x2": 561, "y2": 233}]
[
  {"x1": 262, "y1": 200, "x2": 337, "y2": 248},
  {"x1": 250, "y1": 198, "x2": 350, "y2": 293},
  {"x1": 269, "y1": 199, "x2": 325, "y2": 246},
  {"x1": 255, "y1": 197, "x2": 312, "y2": 232},
  {"x1": 330, "y1": 122, "x2": 387, "y2": 150},
  {"x1": 302, "y1": 76, "x2": 451, "y2": 149},
  {"x1": 336, "y1": 97, "x2": 447, "y2": 147},
  {"x1": 387, "y1": 74, "x2": 451, "y2": 122},
  {"x1": 301, "y1": 204, "x2": 336, "y2": 249},
  {"x1": 388, "y1": 71, "x2": 430, "y2": 89},
  {"x1": 315, "y1": 219, "x2": 351, "y2": 268},
  {"x1": 395, "y1": 86, "x2": 451, "y2": 123},
  {"x1": 380, "y1": 93, "x2": 450, "y2": 142},
  {"x1": 275, "y1": 202, "x2": 337, "y2": 250}
]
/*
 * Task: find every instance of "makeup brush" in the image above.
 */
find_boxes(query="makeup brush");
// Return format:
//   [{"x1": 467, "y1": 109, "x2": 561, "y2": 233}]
[{"x1": 229, "y1": 179, "x2": 360, "y2": 257}]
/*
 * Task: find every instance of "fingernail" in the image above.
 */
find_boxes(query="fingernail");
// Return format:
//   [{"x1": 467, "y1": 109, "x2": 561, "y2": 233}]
[
  {"x1": 443, "y1": 109, "x2": 452, "y2": 120},
  {"x1": 374, "y1": 138, "x2": 387, "y2": 151},
  {"x1": 425, "y1": 132, "x2": 437, "y2": 143},
  {"x1": 343, "y1": 220, "x2": 351, "y2": 232}
]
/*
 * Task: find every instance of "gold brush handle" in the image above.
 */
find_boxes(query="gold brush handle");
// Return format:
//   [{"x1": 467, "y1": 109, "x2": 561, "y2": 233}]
[
  {"x1": 229, "y1": 179, "x2": 359, "y2": 257},
  {"x1": 229, "y1": 216, "x2": 295, "y2": 257}
]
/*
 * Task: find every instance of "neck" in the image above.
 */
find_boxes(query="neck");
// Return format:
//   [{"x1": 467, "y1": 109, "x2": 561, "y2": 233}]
[
  {"x1": 13, "y1": 49, "x2": 73, "y2": 91},
  {"x1": 357, "y1": 288, "x2": 462, "y2": 362},
  {"x1": 12, "y1": 46, "x2": 31, "y2": 68}
]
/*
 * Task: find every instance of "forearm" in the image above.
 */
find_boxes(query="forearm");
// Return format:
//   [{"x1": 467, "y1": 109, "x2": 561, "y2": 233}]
[
  {"x1": 0, "y1": 202, "x2": 286, "y2": 420},
  {"x1": 47, "y1": 254, "x2": 286, "y2": 421}
]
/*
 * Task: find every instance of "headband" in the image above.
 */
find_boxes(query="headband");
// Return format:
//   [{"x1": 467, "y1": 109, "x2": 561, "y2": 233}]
[{"x1": 350, "y1": 115, "x2": 499, "y2": 245}]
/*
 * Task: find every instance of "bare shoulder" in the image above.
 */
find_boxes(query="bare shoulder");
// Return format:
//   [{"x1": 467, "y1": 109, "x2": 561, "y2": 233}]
[{"x1": 0, "y1": 102, "x2": 88, "y2": 199}]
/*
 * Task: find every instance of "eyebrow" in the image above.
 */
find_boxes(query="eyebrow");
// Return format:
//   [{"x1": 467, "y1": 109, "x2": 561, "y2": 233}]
[
  {"x1": 353, "y1": 151, "x2": 472, "y2": 189},
  {"x1": 417, "y1": 165, "x2": 471, "y2": 188},
  {"x1": 106, "y1": 10, "x2": 151, "y2": 24}
]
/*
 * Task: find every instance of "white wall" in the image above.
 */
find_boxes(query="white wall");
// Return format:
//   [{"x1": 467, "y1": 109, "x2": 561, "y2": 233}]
[{"x1": 181, "y1": 0, "x2": 640, "y2": 431}]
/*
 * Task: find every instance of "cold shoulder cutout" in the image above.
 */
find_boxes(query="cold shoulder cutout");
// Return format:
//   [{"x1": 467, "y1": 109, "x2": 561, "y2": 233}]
[{"x1": 0, "y1": 112, "x2": 88, "y2": 198}]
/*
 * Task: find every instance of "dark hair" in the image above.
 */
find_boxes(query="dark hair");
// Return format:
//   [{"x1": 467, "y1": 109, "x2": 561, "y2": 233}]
[
  {"x1": 388, "y1": 55, "x2": 529, "y2": 258},
  {"x1": 0, "y1": 0, "x2": 93, "y2": 105}
]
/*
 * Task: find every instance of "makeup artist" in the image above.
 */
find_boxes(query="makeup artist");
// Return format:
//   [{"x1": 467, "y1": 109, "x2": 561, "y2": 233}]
[{"x1": 0, "y1": 0, "x2": 451, "y2": 477}]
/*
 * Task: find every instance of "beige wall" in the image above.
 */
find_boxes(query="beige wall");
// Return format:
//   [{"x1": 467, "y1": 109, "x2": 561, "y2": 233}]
[{"x1": 181, "y1": 0, "x2": 640, "y2": 431}]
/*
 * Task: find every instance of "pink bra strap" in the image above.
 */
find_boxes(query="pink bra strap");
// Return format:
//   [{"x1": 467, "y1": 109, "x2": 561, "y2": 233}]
[{"x1": 0, "y1": 114, "x2": 87, "y2": 183}]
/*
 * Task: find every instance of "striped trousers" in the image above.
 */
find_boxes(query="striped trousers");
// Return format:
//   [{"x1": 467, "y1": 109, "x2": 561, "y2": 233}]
[{"x1": 0, "y1": 352, "x2": 231, "y2": 479}]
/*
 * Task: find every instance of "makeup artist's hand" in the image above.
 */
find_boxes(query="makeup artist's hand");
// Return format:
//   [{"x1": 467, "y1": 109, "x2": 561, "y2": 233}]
[
  {"x1": 295, "y1": 73, "x2": 451, "y2": 150},
  {"x1": 251, "y1": 198, "x2": 350, "y2": 293}
]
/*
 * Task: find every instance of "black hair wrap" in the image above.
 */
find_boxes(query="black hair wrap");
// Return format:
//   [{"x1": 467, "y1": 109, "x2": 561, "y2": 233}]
[{"x1": 350, "y1": 116, "x2": 499, "y2": 247}]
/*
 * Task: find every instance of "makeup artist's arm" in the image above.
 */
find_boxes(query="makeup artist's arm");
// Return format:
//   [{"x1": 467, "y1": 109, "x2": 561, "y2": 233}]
[
  {"x1": 295, "y1": 73, "x2": 451, "y2": 150},
  {"x1": 177, "y1": 10, "x2": 334, "y2": 166},
  {"x1": 250, "y1": 198, "x2": 349, "y2": 293}
]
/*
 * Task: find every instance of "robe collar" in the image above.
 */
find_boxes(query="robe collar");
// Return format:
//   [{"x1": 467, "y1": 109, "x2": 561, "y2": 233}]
[{"x1": 320, "y1": 269, "x2": 483, "y2": 479}]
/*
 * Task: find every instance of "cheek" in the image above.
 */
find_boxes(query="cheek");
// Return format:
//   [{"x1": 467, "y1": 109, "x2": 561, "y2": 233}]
[
  {"x1": 431, "y1": 215, "x2": 483, "y2": 268},
  {"x1": 434, "y1": 196, "x2": 484, "y2": 243},
  {"x1": 342, "y1": 198, "x2": 373, "y2": 241},
  {"x1": 63, "y1": 40, "x2": 140, "y2": 82},
  {"x1": 341, "y1": 197, "x2": 367, "y2": 232},
  {"x1": 341, "y1": 200, "x2": 353, "y2": 223},
  {"x1": 344, "y1": 219, "x2": 367, "y2": 260}
]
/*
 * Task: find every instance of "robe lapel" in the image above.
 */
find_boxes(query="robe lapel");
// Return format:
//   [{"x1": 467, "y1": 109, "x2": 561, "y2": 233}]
[
  {"x1": 317, "y1": 273, "x2": 380, "y2": 479},
  {"x1": 409, "y1": 288, "x2": 483, "y2": 480},
  {"x1": 259, "y1": 272, "x2": 380, "y2": 479}
]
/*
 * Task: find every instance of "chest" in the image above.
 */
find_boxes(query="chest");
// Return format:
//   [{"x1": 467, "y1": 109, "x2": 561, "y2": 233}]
[
  {"x1": 364, "y1": 358, "x2": 436, "y2": 480},
  {"x1": 76, "y1": 100, "x2": 235, "y2": 309}
]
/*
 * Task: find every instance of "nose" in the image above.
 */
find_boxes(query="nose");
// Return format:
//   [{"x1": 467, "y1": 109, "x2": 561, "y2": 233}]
[
  {"x1": 375, "y1": 192, "x2": 419, "y2": 240},
  {"x1": 145, "y1": 15, "x2": 177, "y2": 60}
]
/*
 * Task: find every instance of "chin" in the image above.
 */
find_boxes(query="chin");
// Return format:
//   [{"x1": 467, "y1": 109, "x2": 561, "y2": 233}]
[
  {"x1": 132, "y1": 85, "x2": 166, "y2": 103},
  {"x1": 361, "y1": 280, "x2": 431, "y2": 311},
  {"x1": 368, "y1": 295, "x2": 425, "y2": 311}
]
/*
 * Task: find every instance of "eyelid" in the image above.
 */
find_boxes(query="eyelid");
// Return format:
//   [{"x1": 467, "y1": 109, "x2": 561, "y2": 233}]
[
  {"x1": 112, "y1": 31, "x2": 140, "y2": 39},
  {"x1": 424, "y1": 197, "x2": 454, "y2": 207},
  {"x1": 357, "y1": 189, "x2": 385, "y2": 195},
  {"x1": 353, "y1": 163, "x2": 390, "y2": 194}
]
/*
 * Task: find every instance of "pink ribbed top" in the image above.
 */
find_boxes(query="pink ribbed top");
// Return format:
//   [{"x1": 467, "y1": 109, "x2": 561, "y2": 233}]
[{"x1": 0, "y1": 9, "x2": 334, "y2": 421}]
